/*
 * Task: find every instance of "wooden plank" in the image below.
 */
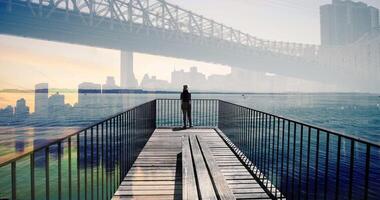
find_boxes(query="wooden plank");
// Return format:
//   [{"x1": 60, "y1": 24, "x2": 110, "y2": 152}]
[
  {"x1": 117, "y1": 185, "x2": 178, "y2": 191},
  {"x1": 198, "y1": 136, "x2": 236, "y2": 200},
  {"x1": 182, "y1": 136, "x2": 198, "y2": 200},
  {"x1": 113, "y1": 196, "x2": 177, "y2": 200},
  {"x1": 115, "y1": 189, "x2": 180, "y2": 195},
  {"x1": 114, "y1": 128, "x2": 272, "y2": 200},
  {"x1": 120, "y1": 181, "x2": 179, "y2": 186},
  {"x1": 124, "y1": 177, "x2": 181, "y2": 181},
  {"x1": 189, "y1": 135, "x2": 217, "y2": 200},
  {"x1": 234, "y1": 192, "x2": 270, "y2": 199}
]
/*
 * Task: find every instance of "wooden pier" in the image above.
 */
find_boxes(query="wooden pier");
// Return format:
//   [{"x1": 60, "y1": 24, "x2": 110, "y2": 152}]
[{"x1": 112, "y1": 128, "x2": 271, "y2": 200}]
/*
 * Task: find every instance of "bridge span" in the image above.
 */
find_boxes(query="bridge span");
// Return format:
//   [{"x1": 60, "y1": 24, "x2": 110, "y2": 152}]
[{"x1": 0, "y1": 0, "x2": 364, "y2": 87}]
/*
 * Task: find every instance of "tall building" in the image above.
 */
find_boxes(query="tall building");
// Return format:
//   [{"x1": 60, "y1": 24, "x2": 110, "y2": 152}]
[
  {"x1": 0, "y1": 105, "x2": 13, "y2": 124},
  {"x1": 101, "y1": 76, "x2": 123, "y2": 114},
  {"x1": 14, "y1": 98, "x2": 29, "y2": 120},
  {"x1": 34, "y1": 83, "x2": 48, "y2": 117},
  {"x1": 102, "y1": 76, "x2": 120, "y2": 93},
  {"x1": 120, "y1": 51, "x2": 138, "y2": 89},
  {"x1": 48, "y1": 92, "x2": 64, "y2": 106},
  {"x1": 320, "y1": 0, "x2": 379, "y2": 46},
  {"x1": 48, "y1": 92, "x2": 65, "y2": 118},
  {"x1": 171, "y1": 67, "x2": 206, "y2": 90},
  {"x1": 140, "y1": 74, "x2": 170, "y2": 90},
  {"x1": 370, "y1": 6, "x2": 380, "y2": 28},
  {"x1": 78, "y1": 82, "x2": 102, "y2": 119},
  {"x1": 78, "y1": 82, "x2": 102, "y2": 107}
]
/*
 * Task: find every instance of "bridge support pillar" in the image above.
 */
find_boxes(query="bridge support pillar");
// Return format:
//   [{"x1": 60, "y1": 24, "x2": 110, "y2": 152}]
[{"x1": 120, "y1": 51, "x2": 138, "y2": 89}]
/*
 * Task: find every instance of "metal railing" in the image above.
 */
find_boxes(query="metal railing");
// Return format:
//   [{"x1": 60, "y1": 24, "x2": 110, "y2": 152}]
[
  {"x1": 0, "y1": 100, "x2": 156, "y2": 200},
  {"x1": 218, "y1": 100, "x2": 380, "y2": 200},
  {"x1": 156, "y1": 99, "x2": 218, "y2": 127}
]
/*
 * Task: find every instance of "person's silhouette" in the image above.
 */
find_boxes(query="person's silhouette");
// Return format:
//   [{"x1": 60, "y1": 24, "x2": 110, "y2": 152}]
[{"x1": 180, "y1": 85, "x2": 192, "y2": 128}]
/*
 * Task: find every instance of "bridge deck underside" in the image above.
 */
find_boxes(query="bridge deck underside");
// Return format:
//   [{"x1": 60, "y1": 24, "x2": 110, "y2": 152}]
[{"x1": 112, "y1": 128, "x2": 270, "y2": 200}]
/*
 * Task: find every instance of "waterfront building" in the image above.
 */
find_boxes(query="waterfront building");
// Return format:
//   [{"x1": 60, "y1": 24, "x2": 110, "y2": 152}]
[
  {"x1": 78, "y1": 82, "x2": 102, "y2": 119},
  {"x1": 78, "y1": 82, "x2": 102, "y2": 106},
  {"x1": 102, "y1": 76, "x2": 120, "y2": 93},
  {"x1": 140, "y1": 74, "x2": 170, "y2": 90},
  {"x1": 101, "y1": 76, "x2": 123, "y2": 115},
  {"x1": 48, "y1": 92, "x2": 65, "y2": 119},
  {"x1": 370, "y1": 6, "x2": 380, "y2": 28},
  {"x1": 171, "y1": 67, "x2": 206, "y2": 90},
  {"x1": 14, "y1": 98, "x2": 29, "y2": 120},
  {"x1": 320, "y1": 0, "x2": 379, "y2": 46},
  {"x1": 34, "y1": 83, "x2": 48, "y2": 118},
  {"x1": 0, "y1": 105, "x2": 14, "y2": 124}
]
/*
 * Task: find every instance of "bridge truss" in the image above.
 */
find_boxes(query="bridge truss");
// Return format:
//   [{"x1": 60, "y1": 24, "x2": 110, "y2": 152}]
[{"x1": 2, "y1": 0, "x2": 319, "y2": 59}]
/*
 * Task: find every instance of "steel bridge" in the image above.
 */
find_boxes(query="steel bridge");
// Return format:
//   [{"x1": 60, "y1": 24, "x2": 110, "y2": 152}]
[{"x1": 0, "y1": 0, "x2": 363, "y2": 86}]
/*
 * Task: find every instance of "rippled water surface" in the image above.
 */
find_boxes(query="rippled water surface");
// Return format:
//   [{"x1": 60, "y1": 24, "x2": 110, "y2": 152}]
[{"x1": 0, "y1": 93, "x2": 379, "y2": 158}]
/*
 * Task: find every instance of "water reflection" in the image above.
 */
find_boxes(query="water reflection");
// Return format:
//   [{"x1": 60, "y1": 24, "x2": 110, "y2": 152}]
[{"x1": 0, "y1": 92, "x2": 379, "y2": 160}]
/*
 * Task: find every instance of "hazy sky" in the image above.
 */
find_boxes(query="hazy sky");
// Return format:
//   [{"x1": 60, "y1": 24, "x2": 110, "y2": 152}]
[{"x1": 0, "y1": 0, "x2": 379, "y2": 90}]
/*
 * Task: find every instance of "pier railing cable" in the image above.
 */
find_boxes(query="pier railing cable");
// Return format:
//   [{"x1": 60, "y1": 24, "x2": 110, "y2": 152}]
[{"x1": 0, "y1": 99, "x2": 379, "y2": 200}]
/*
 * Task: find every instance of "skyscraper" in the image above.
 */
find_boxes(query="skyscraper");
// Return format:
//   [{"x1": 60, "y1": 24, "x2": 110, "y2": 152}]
[
  {"x1": 370, "y1": 6, "x2": 380, "y2": 28},
  {"x1": 47, "y1": 92, "x2": 66, "y2": 119},
  {"x1": 14, "y1": 98, "x2": 29, "y2": 120},
  {"x1": 34, "y1": 83, "x2": 48, "y2": 118},
  {"x1": 0, "y1": 105, "x2": 13, "y2": 124},
  {"x1": 320, "y1": 0, "x2": 379, "y2": 46},
  {"x1": 171, "y1": 67, "x2": 206, "y2": 90},
  {"x1": 78, "y1": 82, "x2": 102, "y2": 119},
  {"x1": 78, "y1": 82, "x2": 102, "y2": 107},
  {"x1": 102, "y1": 76, "x2": 120, "y2": 93},
  {"x1": 120, "y1": 51, "x2": 138, "y2": 89}
]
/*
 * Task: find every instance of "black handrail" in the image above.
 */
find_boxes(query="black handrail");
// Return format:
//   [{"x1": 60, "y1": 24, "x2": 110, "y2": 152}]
[
  {"x1": 0, "y1": 100, "x2": 156, "y2": 200},
  {"x1": 218, "y1": 100, "x2": 380, "y2": 200},
  {"x1": 0, "y1": 100, "x2": 157, "y2": 167},
  {"x1": 218, "y1": 100, "x2": 380, "y2": 147}
]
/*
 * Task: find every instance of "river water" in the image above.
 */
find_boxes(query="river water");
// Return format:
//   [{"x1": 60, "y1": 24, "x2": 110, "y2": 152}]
[{"x1": 1, "y1": 93, "x2": 379, "y2": 158}]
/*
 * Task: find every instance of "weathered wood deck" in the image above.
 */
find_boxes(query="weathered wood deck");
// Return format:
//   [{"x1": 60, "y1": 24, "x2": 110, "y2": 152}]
[{"x1": 112, "y1": 128, "x2": 270, "y2": 200}]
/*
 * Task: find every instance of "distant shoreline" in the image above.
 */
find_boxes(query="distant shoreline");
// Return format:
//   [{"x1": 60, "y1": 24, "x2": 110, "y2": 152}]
[{"x1": 0, "y1": 88, "x2": 379, "y2": 95}]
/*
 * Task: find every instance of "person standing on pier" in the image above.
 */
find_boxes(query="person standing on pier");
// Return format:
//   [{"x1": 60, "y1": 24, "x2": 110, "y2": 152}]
[{"x1": 181, "y1": 85, "x2": 192, "y2": 128}]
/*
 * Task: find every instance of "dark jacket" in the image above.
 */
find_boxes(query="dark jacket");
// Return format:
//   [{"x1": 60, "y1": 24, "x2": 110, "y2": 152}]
[{"x1": 180, "y1": 90, "x2": 191, "y2": 103}]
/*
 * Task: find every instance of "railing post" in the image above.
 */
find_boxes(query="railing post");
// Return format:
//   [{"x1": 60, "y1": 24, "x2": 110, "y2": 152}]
[
  {"x1": 11, "y1": 161, "x2": 16, "y2": 200},
  {"x1": 314, "y1": 130, "x2": 320, "y2": 200},
  {"x1": 90, "y1": 127, "x2": 94, "y2": 200},
  {"x1": 84, "y1": 130, "x2": 88, "y2": 200},
  {"x1": 348, "y1": 140, "x2": 355, "y2": 200},
  {"x1": 323, "y1": 133, "x2": 330, "y2": 200},
  {"x1": 364, "y1": 144, "x2": 370, "y2": 200},
  {"x1": 335, "y1": 136, "x2": 342, "y2": 200},
  {"x1": 58, "y1": 141, "x2": 62, "y2": 200},
  {"x1": 45, "y1": 147, "x2": 49, "y2": 200},
  {"x1": 31, "y1": 153, "x2": 35, "y2": 200},
  {"x1": 68, "y1": 137, "x2": 72, "y2": 200},
  {"x1": 96, "y1": 125, "x2": 100, "y2": 200}
]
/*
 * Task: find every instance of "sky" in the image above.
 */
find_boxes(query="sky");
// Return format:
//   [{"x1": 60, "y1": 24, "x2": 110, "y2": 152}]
[{"x1": 0, "y1": 0, "x2": 379, "y2": 90}]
